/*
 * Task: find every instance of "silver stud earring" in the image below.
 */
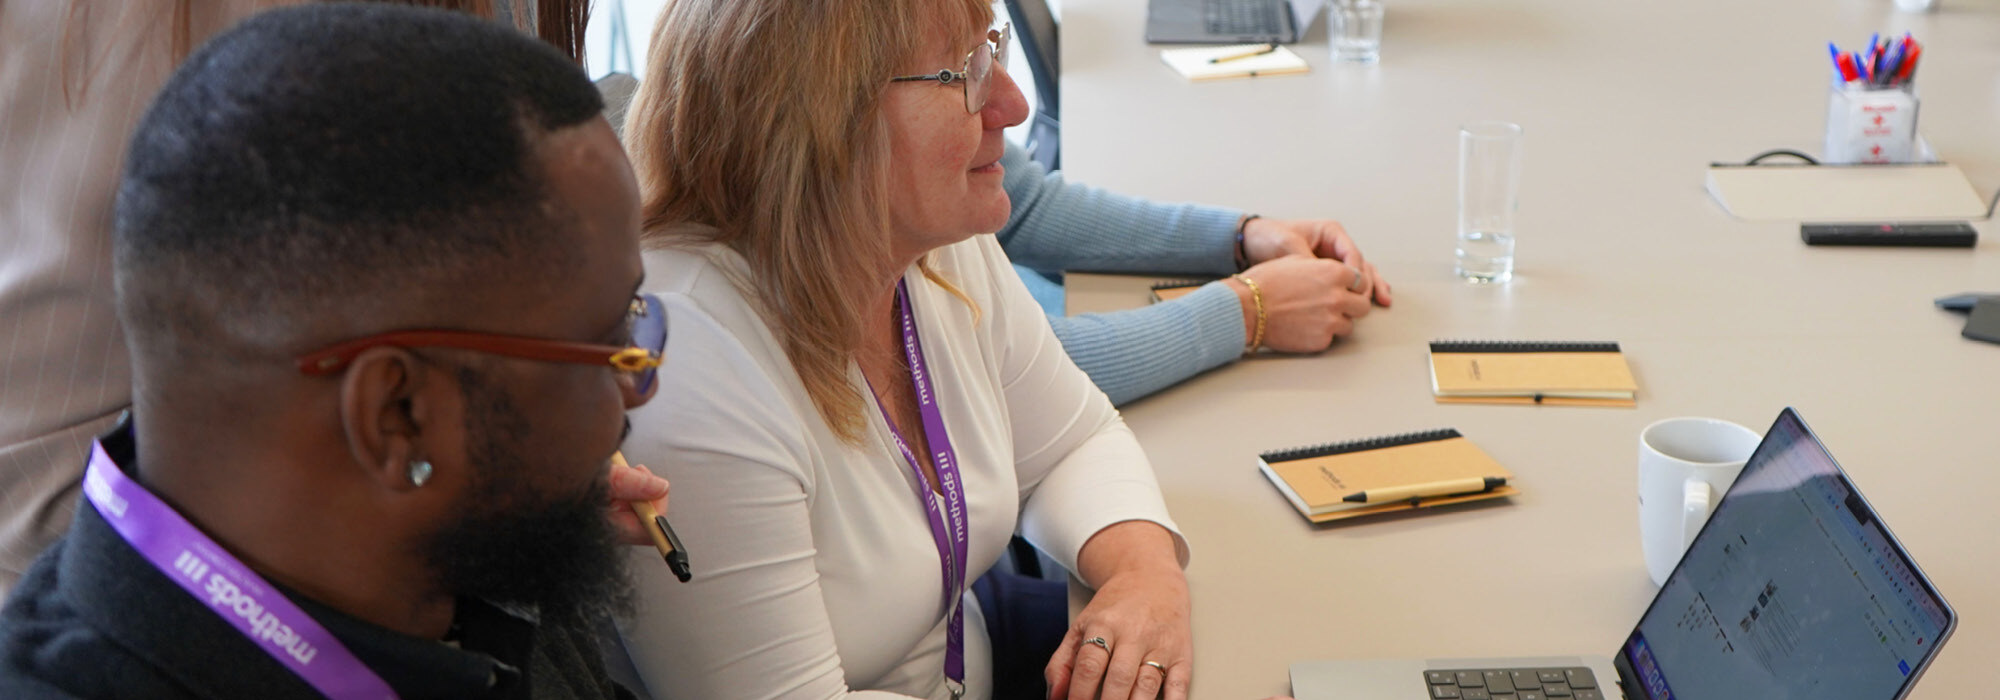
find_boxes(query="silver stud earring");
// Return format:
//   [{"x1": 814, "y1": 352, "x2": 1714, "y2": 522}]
[{"x1": 408, "y1": 460, "x2": 433, "y2": 487}]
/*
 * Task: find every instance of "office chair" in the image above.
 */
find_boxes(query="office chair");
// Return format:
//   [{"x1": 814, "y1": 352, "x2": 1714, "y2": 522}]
[
  {"x1": 1004, "y1": 0, "x2": 1061, "y2": 171},
  {"x1": 997, "y1": 0, "x2": 1069, "y2": 581},
  {"x1": 594, "y1": 72, "x2": 639, "y2": 140}
]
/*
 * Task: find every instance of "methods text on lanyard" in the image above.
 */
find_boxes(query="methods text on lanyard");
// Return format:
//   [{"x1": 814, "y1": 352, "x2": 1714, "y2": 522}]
[
  {"x1": 81, "y1": 442, "x2": 399, "y2": 699},
  {"x1": 874, "y1": 278, "x2": 971, "y2": 700}
]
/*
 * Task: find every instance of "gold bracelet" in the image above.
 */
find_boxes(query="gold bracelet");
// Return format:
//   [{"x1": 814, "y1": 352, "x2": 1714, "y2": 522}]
[{"x1": 1232, "y1": 273, "x2": 1266, "y2": 354}]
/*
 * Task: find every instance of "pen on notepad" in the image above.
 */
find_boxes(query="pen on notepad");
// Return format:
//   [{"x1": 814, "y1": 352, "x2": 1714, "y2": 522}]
[
  {"x1": 1342, "y1": 476, "x2": 1507, "y2": 504},
  {"x1": 1208, "y1": 44, "x2": 1276, "y2": 64},
  {"x1": 614, "y1": 452, "x2": 692, "y2": 582}
]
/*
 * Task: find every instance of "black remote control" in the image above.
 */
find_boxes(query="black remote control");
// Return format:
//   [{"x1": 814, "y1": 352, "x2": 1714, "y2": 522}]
[{"x1": 1801, "y1": 222, "x2": 1978, "y2": 247}]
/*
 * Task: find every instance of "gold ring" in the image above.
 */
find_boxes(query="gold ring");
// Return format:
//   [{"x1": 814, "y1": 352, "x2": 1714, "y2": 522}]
[
  {"x1": 1143, "y1": 660, "x2": 1167, "y2": 673},
  {"x1": 1084, "y1": 636, "x2": 1110, "y2": 653}
]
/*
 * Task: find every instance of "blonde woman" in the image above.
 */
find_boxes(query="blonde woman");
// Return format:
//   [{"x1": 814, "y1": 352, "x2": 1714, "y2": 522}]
[{"x1": 614, "y1": 0, "x2": 1197, "y2": 699}]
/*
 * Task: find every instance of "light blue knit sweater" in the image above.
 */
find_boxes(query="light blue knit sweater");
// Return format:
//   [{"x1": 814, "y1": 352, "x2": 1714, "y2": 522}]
[{"x1": 995, "y1": 143, "x2": 1247, "y2": 405}]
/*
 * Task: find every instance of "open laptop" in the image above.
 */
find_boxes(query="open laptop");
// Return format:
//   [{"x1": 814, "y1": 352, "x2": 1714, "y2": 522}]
[
  {"x1": 1292, "y1": 408, "x2": 1956, "y2": 700},
  {"x1": 1145, "y1": 0, "x2": 1323, "y2": 44}
]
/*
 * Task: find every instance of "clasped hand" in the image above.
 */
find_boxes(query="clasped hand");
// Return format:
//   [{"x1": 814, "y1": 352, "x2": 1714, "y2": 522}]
[{"x1": 1231, "y1": 217, "x2": 1393, "y2": 353}]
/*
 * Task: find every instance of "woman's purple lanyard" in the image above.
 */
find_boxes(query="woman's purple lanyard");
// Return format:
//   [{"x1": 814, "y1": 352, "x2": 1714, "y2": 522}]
[
  {"x1": 81, "y1": 443, "x2": 399, "y2": 699},
  {"x1": 873, "y1": 279, "x2": 972, "y2": 700}
]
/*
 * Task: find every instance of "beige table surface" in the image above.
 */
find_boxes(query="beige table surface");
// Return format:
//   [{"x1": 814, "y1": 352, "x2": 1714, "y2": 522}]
[{"x1": 1054, "y1": 0, "x2": 2000, "y2": 697}]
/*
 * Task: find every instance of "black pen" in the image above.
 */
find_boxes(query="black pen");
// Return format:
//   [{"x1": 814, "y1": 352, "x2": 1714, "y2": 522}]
[
  {"x1": 1342, "y1": 476, "x2": 1507, "y2": 504},
  {"x1": 614, "y1": 452, "x2": 692, "y2": 582},
  {"x1": 1209, "y1": 44, "x2": 1276, "y2": 64}
]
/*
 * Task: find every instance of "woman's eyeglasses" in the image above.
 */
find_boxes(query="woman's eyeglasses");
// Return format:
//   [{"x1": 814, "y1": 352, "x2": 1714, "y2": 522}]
[
  {"x1": 296, "y1": 293, "x2": 669, "y2": 395},
  {"x1": 888, "y1": 23, "x2": 1012, "y2": 114}
]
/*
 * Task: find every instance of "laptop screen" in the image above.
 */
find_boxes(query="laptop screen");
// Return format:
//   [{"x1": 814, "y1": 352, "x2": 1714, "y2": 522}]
[
  {"x1": 1617, "y1": 409, "x2": 1954, "y2": 700},
  {"x1": 1285, "y1": 0, "x2": 1324, "y2": 33}
]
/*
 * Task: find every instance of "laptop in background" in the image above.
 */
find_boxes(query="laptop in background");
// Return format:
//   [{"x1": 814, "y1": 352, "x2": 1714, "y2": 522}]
[
  {"x1": 1291, "y1": 408, "x2": 1956, "y2": 700},
  {"x1": 1146, "y1": 0, "x2": 1324, "y2": 44}
]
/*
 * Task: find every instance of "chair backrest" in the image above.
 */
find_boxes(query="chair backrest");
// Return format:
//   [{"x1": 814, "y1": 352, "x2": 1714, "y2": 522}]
[
  {"x1": 1004, "y1": 0, "x2": 1059, "y2": 118},
  {"x1": 594, "y1": 72, "x2": 640, "y2": 140},
  {"x1": 1003, "y1": 0, "x2": 1061, "y2": 170}
]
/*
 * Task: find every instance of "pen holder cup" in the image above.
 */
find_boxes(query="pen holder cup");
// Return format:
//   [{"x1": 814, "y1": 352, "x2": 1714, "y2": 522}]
[{"x1": 1824, "y1": 81, "x2": 1919, "y2": 164}]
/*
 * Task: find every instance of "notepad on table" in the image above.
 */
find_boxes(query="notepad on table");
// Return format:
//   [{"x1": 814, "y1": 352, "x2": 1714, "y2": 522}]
[
  {"x1": 1705, "y1": 163, "x2": 1988, "y2": 222},
  {"x1": 1148, "y1": 279, "x2": 1209, "y2": 303},
  {"x1": 1429, "y1": 340, "x2": 1637, "y2": 407},
  {"x1": 1160, "y1": 44, "x2": 1309, "y2": 81},
  {"x1": 1257, "y1": 429, "x2": 1517, "y2": 523}
]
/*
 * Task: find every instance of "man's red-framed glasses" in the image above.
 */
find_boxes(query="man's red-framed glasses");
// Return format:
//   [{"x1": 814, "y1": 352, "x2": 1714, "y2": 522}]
[{"x1": 295, "y1": 294, "x2": 669, "y2": 395}]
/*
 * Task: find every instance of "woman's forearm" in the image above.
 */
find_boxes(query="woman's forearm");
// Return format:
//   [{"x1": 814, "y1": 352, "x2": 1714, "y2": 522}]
[{"x1": 1075, "y1": 519, "x2": 1183, "y2": 588}]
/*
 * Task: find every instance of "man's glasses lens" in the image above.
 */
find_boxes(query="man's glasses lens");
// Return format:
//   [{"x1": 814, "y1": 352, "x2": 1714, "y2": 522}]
[{"x1": 631, "y1": 294, "x2": 668, "y2": 394}]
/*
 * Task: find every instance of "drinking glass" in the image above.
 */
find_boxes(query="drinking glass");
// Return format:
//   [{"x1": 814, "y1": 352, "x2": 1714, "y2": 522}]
[
  {"x1": 1330, "y1": 0, "x2": 1384, "y2": 63},
  {"x1": 1456, "y1": 121, "x2": 1523, "y2": 283}
]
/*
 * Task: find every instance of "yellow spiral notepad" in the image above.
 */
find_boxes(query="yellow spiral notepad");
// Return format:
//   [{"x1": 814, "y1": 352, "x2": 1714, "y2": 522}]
[{"x1": 1160, "y1": 44, "x2": 1309, "y2": 81}]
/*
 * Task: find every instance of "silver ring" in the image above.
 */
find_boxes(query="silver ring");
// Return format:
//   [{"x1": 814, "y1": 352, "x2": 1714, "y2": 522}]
[
  {"x1": 1346, "y1": 265, "x2": 1366, "y2": 292},
  {"x1": 1084, "y1": 636, "x2": 1110, "y2": 653},
  {"x1": 1143, "y1": 660, "x2": 1167, "y2": 673}
]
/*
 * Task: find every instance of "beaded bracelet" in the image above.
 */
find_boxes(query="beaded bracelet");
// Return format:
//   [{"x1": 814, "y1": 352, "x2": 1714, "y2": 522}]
[
  {"x1": 1232, "y1": 273, "x2": 1266, "y2": 354},
  {"x1": 1233, "y1": 214, "x2": 1261, "y2": 272}
]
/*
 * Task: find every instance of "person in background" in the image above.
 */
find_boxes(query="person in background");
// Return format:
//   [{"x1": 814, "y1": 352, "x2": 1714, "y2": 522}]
[
  {"x1": 587, "y1": 73, "x2": 1390, "y2": 412},
  {"x1": 0, "y1": 0, "x2": 588, "y2": 604},
  {"x1": 997, "y1": 143, "x2": 1394, "y2": 405},
  {"x1": 0, "y1": 6, "x2": 670, "y2": 698},
  {"x1": 614, "y1": 0, "x2": 1198, "y2": 698}
]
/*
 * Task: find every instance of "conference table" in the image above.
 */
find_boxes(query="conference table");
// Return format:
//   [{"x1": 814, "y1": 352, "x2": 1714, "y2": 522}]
[{"x1": 1054, "y1": 0, "x2": 2000, "y2": 697}]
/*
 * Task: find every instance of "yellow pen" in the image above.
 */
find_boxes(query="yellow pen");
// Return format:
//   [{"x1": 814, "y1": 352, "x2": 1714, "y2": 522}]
[
  {"x1": 1208, "y1": 43, "x2": 1277, "y2": 64},
  {"x1": 1342, "y1": 476, "x2": 1507, "y2": 504},
  {"x1": 614, "y1": 452, "x2": 691, "y2": 582}
]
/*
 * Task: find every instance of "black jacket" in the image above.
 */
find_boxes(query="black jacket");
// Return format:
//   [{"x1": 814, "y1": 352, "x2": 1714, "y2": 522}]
[{"x1": 0, "y1": 425, "x2": 638, "y2": 700}]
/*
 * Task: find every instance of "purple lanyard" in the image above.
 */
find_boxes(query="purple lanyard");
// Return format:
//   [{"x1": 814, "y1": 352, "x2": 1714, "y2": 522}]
[
  {"x1": 81, "y1": 442, "x2": 398, "y2": 699},
  {"x1": 872, "y1": 279, "x2": 971, "y2": 699}
]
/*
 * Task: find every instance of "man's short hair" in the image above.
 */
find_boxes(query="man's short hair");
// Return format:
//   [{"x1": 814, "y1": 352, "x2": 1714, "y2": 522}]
[{"x1": 113, "y1": 3, "x2": 606, "y2": 365}]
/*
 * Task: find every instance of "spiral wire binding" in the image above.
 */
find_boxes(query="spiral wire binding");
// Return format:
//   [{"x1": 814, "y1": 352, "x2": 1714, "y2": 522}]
[
  {"x1": 1428, "y1": 340, "x2": 1621, "y2": 353},
  {"x1": 1259, "y1": 428, "x2": 1462, "y2": 463},
  {"x1": 1149, "y1": 278, "x2": 1213, "y2": 291}
]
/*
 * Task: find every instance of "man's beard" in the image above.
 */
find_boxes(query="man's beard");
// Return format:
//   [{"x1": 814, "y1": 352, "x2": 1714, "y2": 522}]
[{"x1": 421, "y1": 369, "x2": 634, "y2": 624}]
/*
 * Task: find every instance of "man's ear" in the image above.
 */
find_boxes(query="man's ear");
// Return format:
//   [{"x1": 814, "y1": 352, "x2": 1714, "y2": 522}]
[{"x1": 338, "y1": 347, "x2": 435, "y2": 493}]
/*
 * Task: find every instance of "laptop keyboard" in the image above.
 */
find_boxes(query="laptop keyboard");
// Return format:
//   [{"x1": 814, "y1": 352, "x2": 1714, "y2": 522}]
[
  {"x1": 1423, "y1": 667, "x2": 1605, "y2": 700},
  {"x1": 1202, "y1": 0, "x2": 1283, "y2": 35}
]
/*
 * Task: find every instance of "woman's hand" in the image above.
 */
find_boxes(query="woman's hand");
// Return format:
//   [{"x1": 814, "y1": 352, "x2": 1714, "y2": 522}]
[
  {"x1": 605, "y1": 458, "x2": 671, "y2": 546},
  {"x1": 1241, "y1": 217, "x2": 1393, "y2": 308},
  {"x1": 1046, "y1": 522, "x2": 1192, "y2": 700},
  {"x1": 1226, "y1": 256, "x2": 1373, "y2": 353}
]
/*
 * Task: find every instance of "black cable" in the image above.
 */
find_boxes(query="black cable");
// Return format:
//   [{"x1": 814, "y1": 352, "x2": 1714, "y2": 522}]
[
  {"x1": 1743, "y1": 149, "x2": 1820, "y2": 166},
  {"x1": 1707, "y1": 149, "x2": 1819, "y2": 168}
]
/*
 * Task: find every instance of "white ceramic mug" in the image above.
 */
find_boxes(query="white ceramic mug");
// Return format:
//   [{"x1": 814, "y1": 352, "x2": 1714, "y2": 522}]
[{"x1": 1638, "y1": 417, "x2": 1763, "y2": 586}]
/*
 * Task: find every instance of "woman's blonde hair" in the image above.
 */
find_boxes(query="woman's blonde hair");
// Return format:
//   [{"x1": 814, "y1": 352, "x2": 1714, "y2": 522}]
[{"x1": 626, "y1": 0, "x2": 993, "y2": 442}]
